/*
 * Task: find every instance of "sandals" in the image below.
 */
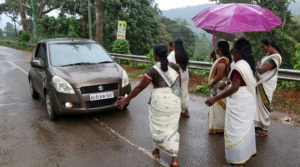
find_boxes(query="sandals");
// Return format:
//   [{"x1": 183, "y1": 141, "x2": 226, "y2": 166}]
[{"x1": 255, "y1": 130, "x2": 268, "y2": 137}]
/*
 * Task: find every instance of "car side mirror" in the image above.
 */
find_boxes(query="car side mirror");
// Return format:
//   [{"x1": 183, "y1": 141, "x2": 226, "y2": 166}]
[{"x1": 31, "y1": 60, "x2": 42, "y2": 68}]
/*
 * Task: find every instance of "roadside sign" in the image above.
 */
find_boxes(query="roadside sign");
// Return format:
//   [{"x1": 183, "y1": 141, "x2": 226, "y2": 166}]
[{"x1": 117, "y1": 21, "x2": 127, "y2": 39}]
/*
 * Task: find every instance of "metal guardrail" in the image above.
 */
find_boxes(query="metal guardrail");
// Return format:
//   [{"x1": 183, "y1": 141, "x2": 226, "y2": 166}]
[
  {"x1": 0, "y1": 40, "x2": 299, "y2": 81},
  {"x1": 110, "y1": 53, "x2": 300, "y2": 82}
]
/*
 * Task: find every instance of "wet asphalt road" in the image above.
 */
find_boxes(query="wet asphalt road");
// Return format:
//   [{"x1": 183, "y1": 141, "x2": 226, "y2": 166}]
[{"x1": 0, "y1": 46, "x2": 299, "y2": 167}]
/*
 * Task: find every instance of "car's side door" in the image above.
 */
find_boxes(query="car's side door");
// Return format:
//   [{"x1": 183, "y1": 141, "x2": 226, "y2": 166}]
[{"x1": 32, "y1": 43, "x2": 47, "y2": 96}]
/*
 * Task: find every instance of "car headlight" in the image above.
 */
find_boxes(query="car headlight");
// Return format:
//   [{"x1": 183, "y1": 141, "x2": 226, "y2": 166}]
[
  {"x1": 52, "y1": 76, "x2": 75, "y2": 94},
  {"x1": 122, "y1": 70, "x2": 129, "y2": 87}
]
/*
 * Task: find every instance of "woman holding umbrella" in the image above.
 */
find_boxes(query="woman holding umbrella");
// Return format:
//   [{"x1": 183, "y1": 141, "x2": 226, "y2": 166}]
[
  {"x1": 255, "y1": 37, "x2": 282, "y2": 137},
  {"x1": 208, "y1": 41, "x2": 232, "y2": 134},
  {"x1": 115, "y1": 43, "x2": 183, "y2": 167},
  {"x1": 205, "y1": 38, "x2": 257, "y2": 167}
]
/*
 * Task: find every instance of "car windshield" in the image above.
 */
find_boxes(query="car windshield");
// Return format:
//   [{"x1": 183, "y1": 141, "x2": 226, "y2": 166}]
[{"x1": 49, "y1": 43, "x2": 113, "y2": 66}]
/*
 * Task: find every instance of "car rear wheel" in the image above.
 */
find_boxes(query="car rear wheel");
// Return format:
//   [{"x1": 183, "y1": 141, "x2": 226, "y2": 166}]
[
  {"x1": 29, "y1": 79, "x2": 39, "y2": 99},
  {"x1": 45, "y1": 92, "x2": 58, "y2": 120}
]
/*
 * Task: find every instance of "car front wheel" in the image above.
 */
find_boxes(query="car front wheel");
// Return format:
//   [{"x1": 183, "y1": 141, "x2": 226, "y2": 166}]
[{"x1": 45, "y1": 92, "x2": 58, "y2": 120}]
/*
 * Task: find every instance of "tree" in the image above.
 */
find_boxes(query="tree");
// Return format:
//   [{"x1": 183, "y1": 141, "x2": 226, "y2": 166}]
[
  {"x1": 37, "y1": 14, "x2": 81, "y2": 39},
  {"x1": 60, "y1": 0, "x2": 90, "y2": 38},
  {"x1": 19, "y1": 31, "x2": 30, "y2": 42},
  {"x1": 102, "y1": 0, "x2": 159, "y2": 55},
  {"x1": 18, "y1": 0, "x2": 28, "y2": 32},
  {"x1": 156, "y1": 21, "x2": 172, "y2": 44},
  {"x1": 0, "y1": 1, "x2": 19, "y2": 38},
  {"x1": 4, "y1": 22, "x2": 14, "y2": 32},
  {"x1": 0, "y1": 28, "x2": 4, "y2": 37},
  {"x1": 95, "y1": 0, "x2": 103, "y2": 45},
  {"x1": 160, "y1": 16, "x2": 196, "y2": 57},
  {"x1": 4, "y1": 22, "x2": 16, "y2": 38}
]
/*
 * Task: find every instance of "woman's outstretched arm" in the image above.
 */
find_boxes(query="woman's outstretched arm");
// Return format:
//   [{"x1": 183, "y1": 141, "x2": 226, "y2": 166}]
[{"x1": 115, "y1": 77, "x2": 151, "y2": 109}]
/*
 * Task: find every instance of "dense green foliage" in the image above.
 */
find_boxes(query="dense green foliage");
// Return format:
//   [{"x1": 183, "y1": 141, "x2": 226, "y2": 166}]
[
  {"x1": 0, "y1": 28, "x2": 4, "y2": 37},
  {"x1": 294, "y1": 43, "x2": 300, "y2": 70},
  {"x1": 19, "y1": 31, "x2": 30, "y2": 42},
  {"x1": 3, "y1": 22, "x2": 16, "y2": 38},
  {"x1": 112, "y1": 39, "x2": 131, "y2": 54},
  {"x1": 159, "y1": 16, "x2": 196, "y2": 56}
]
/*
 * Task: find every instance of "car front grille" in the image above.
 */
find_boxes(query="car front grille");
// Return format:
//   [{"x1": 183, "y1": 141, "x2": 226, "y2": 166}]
[
  {"x1": 81, "y1": 83, "x2": 119, "y2": 94},
  {"x1": 86, "y1": 98, "x2": 117, "y2": 108}
]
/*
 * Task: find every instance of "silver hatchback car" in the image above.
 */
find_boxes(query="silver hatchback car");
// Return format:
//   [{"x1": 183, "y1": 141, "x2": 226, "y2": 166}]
[{"x1": 28, "y1": 38, "x2": 131, "y2": 120}]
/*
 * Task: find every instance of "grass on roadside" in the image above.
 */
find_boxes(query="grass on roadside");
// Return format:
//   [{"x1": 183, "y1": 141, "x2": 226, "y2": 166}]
[{"x1": 0, "y1": 42, "x2": 34, "y2": 52}]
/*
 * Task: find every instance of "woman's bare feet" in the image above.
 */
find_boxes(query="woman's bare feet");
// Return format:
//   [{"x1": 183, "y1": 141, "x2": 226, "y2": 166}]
[
  {"x1": 184, "y1": 109, "x2": 190, "y2": 118},
  {"x1": 152, "y1": 148, "x2": 160, "y2": 159},
  {"x1": 170, "y1": 156, "x2": 178, "y2": 167},
  {"x1": 255, "y1": 130, "x2": 268, "y2": 137},
  {"x1": 181, "y1": 109, "x2": 189, "y2": 118}
]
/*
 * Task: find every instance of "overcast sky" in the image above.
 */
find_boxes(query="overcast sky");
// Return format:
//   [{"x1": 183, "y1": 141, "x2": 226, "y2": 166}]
[{"x1": 155, "y1": 0, "x2": 213, "y2": 10}]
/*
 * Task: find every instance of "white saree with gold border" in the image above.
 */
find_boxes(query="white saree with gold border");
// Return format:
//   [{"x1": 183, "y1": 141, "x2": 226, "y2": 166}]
[
  {"x1": 225, "y1": 60, "x2": 257, "y2": 164},
  {"x1": 208, "y1": 57, "x2": 230, "y2": 133},
  {"x1": 254, "y1": 54, "x2": 282, "y2": 130},
  {"x1": 148, "y1": 62, "x2": 182, "y2": 157}
]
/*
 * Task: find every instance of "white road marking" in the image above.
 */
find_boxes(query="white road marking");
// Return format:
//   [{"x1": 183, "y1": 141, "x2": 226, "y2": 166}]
[
  {"x1": 93, "y1": 118, "x2": 170, "y2": 167},
  {"x1": 7, "y1": 60, "x2": 29, "y2": 75},
  {"x1": 5, "y1": 59, "x2": 169, "y2": 166}
]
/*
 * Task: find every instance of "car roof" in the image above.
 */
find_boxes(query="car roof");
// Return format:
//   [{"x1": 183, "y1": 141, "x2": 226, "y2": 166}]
[{"x1": 41, "y1": 38, "x2": 96, "y2": 44}]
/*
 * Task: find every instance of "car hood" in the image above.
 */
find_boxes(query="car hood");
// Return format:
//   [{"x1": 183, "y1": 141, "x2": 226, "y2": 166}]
[{"x1": 51, "y1": 63, "x2": 122, "y2": 88}]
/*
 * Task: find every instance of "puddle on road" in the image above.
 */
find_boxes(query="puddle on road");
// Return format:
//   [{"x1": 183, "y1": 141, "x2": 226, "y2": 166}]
[{"x1": 271, "y1": 113, "x2": 300, "y2": 127}]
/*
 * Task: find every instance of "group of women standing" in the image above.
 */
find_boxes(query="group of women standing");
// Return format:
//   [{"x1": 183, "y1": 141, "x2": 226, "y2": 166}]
[
  {"x1": 115, "y1": 36, "x2": 282, "y2": 167},
  {"x1": 206, "y1": 37, "x2": 282, "y2": 167}
]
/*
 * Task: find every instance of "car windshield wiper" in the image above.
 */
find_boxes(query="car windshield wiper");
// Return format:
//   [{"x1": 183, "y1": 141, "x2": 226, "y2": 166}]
[
  {"x1": 97, "y1": 61, "x2": 113, "y2": 64},
  {"x1": 61, "y1": 62, "x2": 97, "y2": 67}
]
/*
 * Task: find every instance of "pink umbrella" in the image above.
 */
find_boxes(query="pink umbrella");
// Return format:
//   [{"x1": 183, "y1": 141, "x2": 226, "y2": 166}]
[{"x1": 192, "y1": 3, "x2": 282, "y2": 45}]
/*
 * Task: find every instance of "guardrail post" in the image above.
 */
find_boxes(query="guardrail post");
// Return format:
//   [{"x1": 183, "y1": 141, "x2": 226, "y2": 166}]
[
  {"x1": 118, "y1": 59, "x2": 121, "y2": 64},
  {"x1": 134, "y1": 61, "x2": 137, "y2": 68}
]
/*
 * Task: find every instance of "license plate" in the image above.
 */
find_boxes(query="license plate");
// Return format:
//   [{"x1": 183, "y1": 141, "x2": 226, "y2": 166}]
[{"x1": 90, "y1": 92, "x2": 114, "y2": 101}]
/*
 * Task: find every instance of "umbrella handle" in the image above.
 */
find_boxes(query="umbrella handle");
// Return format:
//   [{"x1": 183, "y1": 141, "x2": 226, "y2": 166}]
[{"x1": 213, "y1": 29, "x2": 215, "y2": 47}]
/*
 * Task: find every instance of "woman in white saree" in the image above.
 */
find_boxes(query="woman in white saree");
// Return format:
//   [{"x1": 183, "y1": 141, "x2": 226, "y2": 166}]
[
  {"x1": 115, "y1": 43, "x2": 182, "y2": 167},
  {"x1": 205, "y1": 38, "x2": 257, "y2": 167},
  {"x1": 255, "y1": 37, "x2": 282, "y2": 137},
  {"x1": 208, "y1": 41, "x2": 232, "y2": 134},
  {"x1": 168, "y1": 38, "x2": 190, "y2": 118}
]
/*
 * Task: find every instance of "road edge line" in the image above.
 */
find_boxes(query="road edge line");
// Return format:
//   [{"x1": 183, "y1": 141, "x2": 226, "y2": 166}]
[
  {"x1": 93, "y1": 117, "x2": 169, "y2": 167},
  {"x1": 7, "y1": 60, "x2": 29, "y2": 75}
]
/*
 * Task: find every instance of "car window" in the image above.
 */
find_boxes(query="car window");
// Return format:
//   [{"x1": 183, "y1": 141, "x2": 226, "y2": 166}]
[
  {"x1": 34, "y1": 43, "x2": 41, "y2": 59},
  {"x1": 49, "y1": 43, "x2": 113, "y2": 66},
  {"x1": 38, "y1": 44, "x2": 46, "y2": 64}
]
